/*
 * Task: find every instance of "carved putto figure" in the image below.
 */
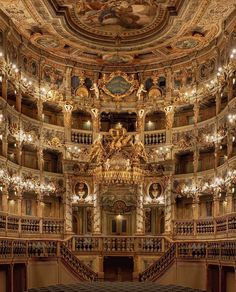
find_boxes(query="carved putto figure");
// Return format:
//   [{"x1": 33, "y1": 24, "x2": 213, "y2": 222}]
[
  {"x1": 90, "y1": 82, "x2": 100, "y2": 99},
  {"x1": 136, "y1": 83, "x2": 147, "y2": 100}
]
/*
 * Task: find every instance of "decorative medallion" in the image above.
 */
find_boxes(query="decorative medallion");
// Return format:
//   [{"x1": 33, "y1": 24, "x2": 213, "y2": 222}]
[{"x1": 100, "y1": 71, "x2": 138, "y2": 101}]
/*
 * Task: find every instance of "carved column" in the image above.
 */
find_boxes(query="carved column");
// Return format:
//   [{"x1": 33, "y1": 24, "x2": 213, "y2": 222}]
[
  {"x1": 164, "y1": 67, "x2": 172, "y2": 98},
  {"x1": 37, "y1": 147, "x2": 44, "y2": 172},
  {"x1": 65, "y1": 67, "x2": 72, "y2": 97},
  {"x1": 226, "y1": 185, "x2": 233, "y2": 214},
  {"x1": 16, "y1": 142, "x2": 22, "y2": 165},
  {"x1": 193, "y1": 101, "x2": 200, "y2": 124},
  {"x1": 213, "y1": 195, "x2": 220, "y2": 217},
  {"x1": 136, "y1": 184, "x2": 144, "y2": 234},
  {"x1": 192, "y1": 196, "x2": 200, "y2": 219},
  {"x1": 63, "y1": 104, "x2": 73, "y2": 142},
  {"x1": 2, "y1": 134, "x2": 8, "y2": 157},
  {"x1": 137, "y1": 109, "x2": 145, "y2": 142},
  {"x1": 64, "y1": 177, "x2": 73, "y2": 233},
  {"x1": 93, "y1": 182, "x2": 101, "y2": 234},
  {"x1": 1, "y1": 185, "x2": 8, "y2": 212},
  {"x1": 91, "y1": 108, "x2": 100, "y2": 138},
  {"x1": 36, "y1": 194, "x2": 43, "y2": 217},
  {"x1": 37, "y1": 99, "x2": 43, "y2": 121},
  {"x1": 227, "y1": 131, "x2": 233, "y2": 158},
  {"x1": 16, "y1": 90, "x2": 22, "y2": 113},
  {"x1": 17, "y1": 190, "x2": 22, "y2": 216},
  {"x1": 1, "y1": 76, "x2": 7, "y2": 100},
  {"x1": 164, "y1": 177, "x2": 172, "y2": 234},
  {"x1": 227, "y1": 77, "x2": 233, "y2": 101},
  {"x1": 164, "y1": 105, "x2": 174, "y2": 145},
  {"x1": 215, "y1": 92, "x2": 221, "y2": 115},
  {"x1": 193, "y1": 147, "x2": 199, "y2": 173}
]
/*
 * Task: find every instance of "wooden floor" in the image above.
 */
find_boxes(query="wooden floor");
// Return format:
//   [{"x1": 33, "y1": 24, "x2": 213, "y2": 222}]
[{"x1": 28, "y1": 282, "x2": 205, "y2": 292}]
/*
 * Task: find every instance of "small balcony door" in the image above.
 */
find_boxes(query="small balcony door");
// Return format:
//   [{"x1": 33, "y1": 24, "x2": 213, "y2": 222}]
[{"x1": 108, "y1": 214, "x2": 131, "y2": 235}]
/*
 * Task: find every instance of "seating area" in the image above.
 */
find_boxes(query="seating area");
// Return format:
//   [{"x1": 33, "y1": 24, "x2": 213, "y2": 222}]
[{"x1": 28, "y1": 283, "x2": 205, "y2": 292}]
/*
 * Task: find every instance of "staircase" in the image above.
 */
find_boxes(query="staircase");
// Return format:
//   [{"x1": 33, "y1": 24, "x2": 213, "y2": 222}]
[
  {"x1": 139, "y1": 244, "x2": 176, "y2": 282},
  {"x1": 60, "y1": 243, "x2": 98, "y2": 281}
]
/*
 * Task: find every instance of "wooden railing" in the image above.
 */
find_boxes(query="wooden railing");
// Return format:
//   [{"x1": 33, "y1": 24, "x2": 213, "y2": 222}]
[
  {"x1": 173, "y1": 213, "x2": 236, "y2": 238},
  {"x1": 67, "y1": 236, "x2": 170, "y2": 254},
  {"x1": 0, "y1": 212, "x2": 64, "y2": 237},
  {"x1": 140, "y1": 239, "x2": 236, "y2": 282},
  {"x1": 0, "y1": 238, "x2": 98, "y2": 281},
  {"x1": 139, "y1": 244, "x2": 176, "y2": 282},
  {"x1": 60, "y1": 244, "x2": 98, "y2": 281}
]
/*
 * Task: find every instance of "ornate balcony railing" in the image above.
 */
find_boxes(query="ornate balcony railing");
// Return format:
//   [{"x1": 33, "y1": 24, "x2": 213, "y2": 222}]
[
  {"x1": 0, "y1": 212, "x2": 64, "y2": 237},
  {"x1": 140, "y1": 239, "x2": 236, "y2": 282},
  {"x1": 144, "y1": 131, "x2": 166, "y2": 145},
  {"x1": 68, "y1": 236, "x2": 170, "y2": 254},
  {"x1": 173, "y1": 213, "x2": 236, "y2": 238},
  {"x1": 71, "y1": 130, "x2": 93, "y2": 145},
  {"x1": 0, "y1": 238, "x2": 98, "y2": 281}
]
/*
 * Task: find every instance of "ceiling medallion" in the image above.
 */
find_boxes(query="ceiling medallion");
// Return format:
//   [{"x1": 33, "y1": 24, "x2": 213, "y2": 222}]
[{"x1": 100, "y1": 71, "x2": 138, "y2": 101}]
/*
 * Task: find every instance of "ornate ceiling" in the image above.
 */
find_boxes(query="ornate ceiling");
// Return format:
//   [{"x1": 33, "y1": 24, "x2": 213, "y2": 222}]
[{"x1": 0, "y1": 0, "x2": 235, "y2": 68}]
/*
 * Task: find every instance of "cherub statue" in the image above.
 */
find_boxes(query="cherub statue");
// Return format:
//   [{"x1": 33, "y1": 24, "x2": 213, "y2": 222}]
[
  {"x1": 136, "y1": 83, "x2": 147, "y2": 101},
  {"x1": 90, "y1": 82, "x2": 100, "y2": 99}
]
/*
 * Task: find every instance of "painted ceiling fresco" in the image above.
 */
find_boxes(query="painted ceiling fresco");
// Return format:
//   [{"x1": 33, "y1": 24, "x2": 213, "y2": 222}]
[
  {"x1": 75, "y1": 0, "x2": 158, "y2": 32},
  {"x1": 0, "y1": 0, "x2": 235, "y2": 68}
]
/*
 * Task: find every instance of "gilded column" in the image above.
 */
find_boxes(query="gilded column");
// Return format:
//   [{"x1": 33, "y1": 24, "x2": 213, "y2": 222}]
[
  {"x1": 137, "y1": 109, "x2": 145, "y2": 142},
  {"x1": 1, "y1": 185, "x2": 8, "y2": 212},
  {"x1": 37, "y1": 99, "x2": 43, "y2": 121},
  {"x1": 64, "y1": 177, "x2": 73, "y2": 233},
  {"x1": 17, "y1": 190, "x2": 22, "y2": 216},
  {"x1": 37, "y1": 147, "x2": 44, "y2": 172},
  {"x1": 215, "y1": 92, "x2": 221, "y2": 115},
  {"x1": 226, "y1": 185, "x2": 233, "y2": 214},
  {"x1": 16, "y1": 142, "x2": 22, "y2": 165},
  {"x1": 36, "y1": 193, "x2": 43, "y2": 217},
  {"x1": 192, "y1": 195, "x2": 200, "y2": 219},
  {"x1": 227, "y1": 131, "x2": 233, "y2": 159},
  {"x1": 63, "y1": 103, "x2": 73, "y2": 142},
  {"x1": 164, "y1": 176, "x2": 172, "y2": 234},
  {"x1": 16, "y1": 90, "x2": 22, "y2": 113},
  {"x1": 193, "y1": 100, "x2": 200, "y2": 124},
  {"x1": 93, "y1": 182, "x2": 101, "y2": 234},
  {"x1": 91, "y1": 108, "x2": 100, "y2": 141},
  {"x1": 136, "y1": 183, "x2": 144, "y2": 234},
  {"x1": 164, "y1": 105, "x2": 174, "y2": 144}
]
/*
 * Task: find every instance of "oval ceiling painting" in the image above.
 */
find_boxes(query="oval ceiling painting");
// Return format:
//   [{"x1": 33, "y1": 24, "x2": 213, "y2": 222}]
[{"x1": 74, "y1": 0, "x2": 158, "y2": 33}]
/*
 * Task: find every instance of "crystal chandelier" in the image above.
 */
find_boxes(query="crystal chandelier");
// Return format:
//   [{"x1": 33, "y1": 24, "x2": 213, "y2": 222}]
[{"x1": 0, "y1": 167, "x2": 56, "y2": 195}]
